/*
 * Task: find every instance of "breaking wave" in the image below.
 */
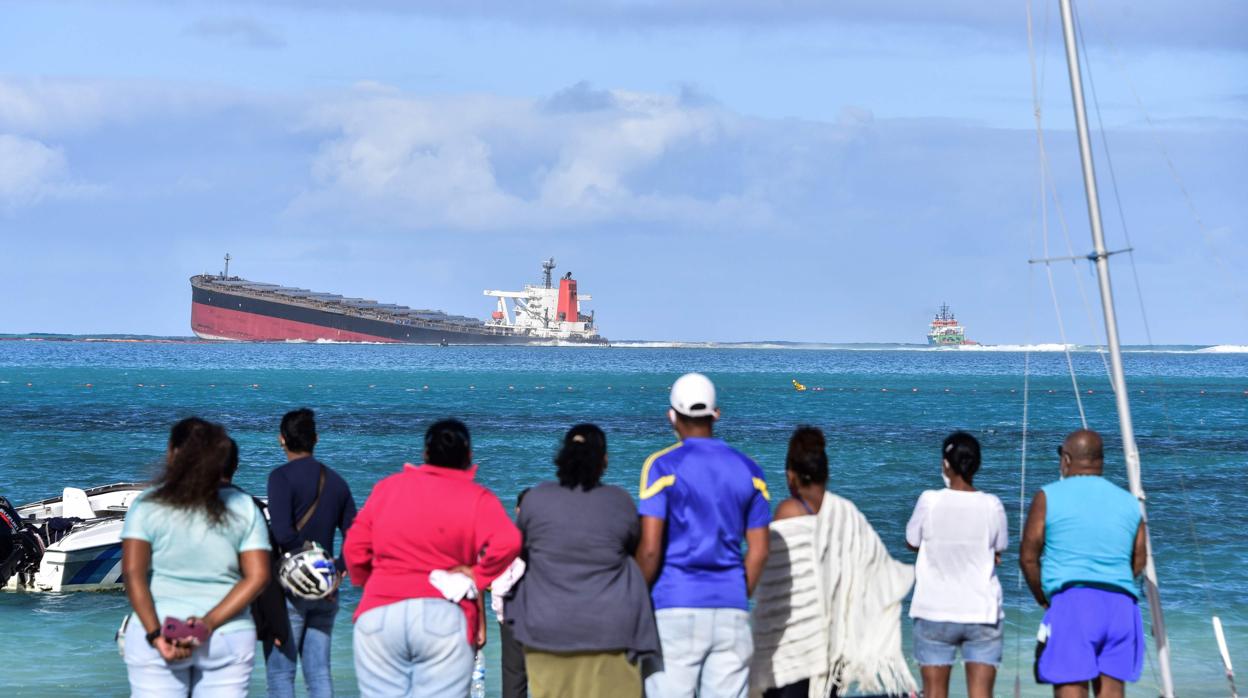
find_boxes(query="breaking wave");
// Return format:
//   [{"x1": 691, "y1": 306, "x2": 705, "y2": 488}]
[
  {"x1": 1195, "y1": 345, "x2": 1248, "y2": 354},
  {"x1": 950, "y1": 343, "x2": 1076, "y2": 352}
]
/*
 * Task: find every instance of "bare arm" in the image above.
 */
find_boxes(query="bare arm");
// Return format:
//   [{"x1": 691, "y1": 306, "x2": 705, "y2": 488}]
[
  {"x1": 635, "y1": 516, "x2": 665, "y2": 586},
  {"x1": 476, "y1": 592, "x2": 487, "y2": 650},
  {"x1": 1019, "y1": 491, "x2": 1048, "y2": 608},
  {"x1": 744, "y1": 526, "x2": 769, "y2": 598},
  {"x1": 193, "y1": 549, "x2": 270, "y2": 633},
  {"x1": 1132, "y1": 520, "x2": 1147, "y2": 578},
  {"x1": 122, "y1": 538, "x2": 190, "y2": 661},
  {"x1": 123, "y1": 539, "x2": 159, "y2": 636}
]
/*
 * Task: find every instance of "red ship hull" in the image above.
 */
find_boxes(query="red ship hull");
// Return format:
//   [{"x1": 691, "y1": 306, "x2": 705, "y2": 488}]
[
  {"x1": 191, "y1": 302, "x2": 399, "y2": 343},
  {"x1": 189, "y1": 274, "x2": 604, "y2": 344}
]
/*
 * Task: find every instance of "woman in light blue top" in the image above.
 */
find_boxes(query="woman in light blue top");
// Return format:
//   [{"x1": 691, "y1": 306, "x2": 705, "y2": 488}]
[{"x1": 121, "y1": 418, "x2": 271, "y2": 697}]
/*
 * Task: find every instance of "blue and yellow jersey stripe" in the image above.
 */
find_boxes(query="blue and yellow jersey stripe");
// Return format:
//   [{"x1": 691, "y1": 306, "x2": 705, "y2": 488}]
[
  {"x1": 752, "y1": 477, "x2": 771, "y2": 501},
  {"x1": 639, "y1": 442, "x2": 682, "y2": 500}
]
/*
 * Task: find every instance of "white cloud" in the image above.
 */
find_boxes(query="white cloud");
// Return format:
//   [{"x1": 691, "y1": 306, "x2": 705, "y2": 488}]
[
  {"x1": 0, "y1": 80, "x2": 120, "y2": 135},
  {"x1": 0, "y1": 78, "x2": 268, "y2": 137},
  {"x1": 0, "y1": 134, "x2": 73, "y2": 210},
  {"x1": 294, "y1": 85, "x2": 799, "y2": 231}
]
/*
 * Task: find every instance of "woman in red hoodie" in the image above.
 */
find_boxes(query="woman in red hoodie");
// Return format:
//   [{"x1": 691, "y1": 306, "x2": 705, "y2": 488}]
[{"x1": 344, "y1": 419, "x2": 521, "y2": 697}]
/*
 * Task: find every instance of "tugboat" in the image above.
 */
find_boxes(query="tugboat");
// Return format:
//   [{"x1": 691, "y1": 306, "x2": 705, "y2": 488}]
[{"x1": 926, "y1": 303, "x2": 977, "y2": 346}]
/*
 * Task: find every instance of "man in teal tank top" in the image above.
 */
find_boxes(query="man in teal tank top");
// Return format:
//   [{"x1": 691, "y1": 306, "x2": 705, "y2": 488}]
[{"x1": 1020, "y1": 430, "x2": 1147, "y2": 698}]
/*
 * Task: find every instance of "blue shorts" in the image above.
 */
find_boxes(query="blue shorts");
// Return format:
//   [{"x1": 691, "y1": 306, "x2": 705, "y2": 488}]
[
  {"x1": 913, "y1": 618, "x2": 1004, "y2": 667},
  {"x1": 1036, "y1": 587, "x2": 1144, "y2": 684}
]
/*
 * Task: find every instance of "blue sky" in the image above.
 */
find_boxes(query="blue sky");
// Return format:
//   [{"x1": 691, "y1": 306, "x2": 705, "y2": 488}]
[{"x1": 0, "y1": 0, "x2": 1243, "y2": 343}]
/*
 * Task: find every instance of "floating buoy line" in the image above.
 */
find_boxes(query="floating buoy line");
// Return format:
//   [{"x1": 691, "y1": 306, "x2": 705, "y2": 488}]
[{"x1": 4, "y1": 380, "x2": 1242, "y2": 396}]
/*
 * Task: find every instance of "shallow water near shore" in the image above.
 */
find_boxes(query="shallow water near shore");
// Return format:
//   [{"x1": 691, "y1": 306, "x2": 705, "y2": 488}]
[{"x1": 1, "y1": 343, "x2": 1244, "y2": 696}]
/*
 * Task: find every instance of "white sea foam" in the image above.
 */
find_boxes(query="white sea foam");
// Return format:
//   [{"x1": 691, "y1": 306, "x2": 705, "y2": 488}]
[
  {"x1": 610, "y1": 341, "x2": 1085, "y2": 352},
  {"x1": 309, "y1": 338, "x2": 391, "y2": 345},
  {"x1": 950, "y1": 343, "x2": 1079, "y2": 353},
  {"x1": 612, "y1": 341, "x2": 718, "y2": 349},
  {"x1": 1195, "y1": 345, "x2": 1248, "y2": 354},
  {"x1": 606, "y1": 341, "x2": 1246, "y2": 354}
]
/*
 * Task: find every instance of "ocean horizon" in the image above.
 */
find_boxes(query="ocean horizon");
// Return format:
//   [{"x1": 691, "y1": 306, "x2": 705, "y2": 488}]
[{"x1": 3, "y1": 333, "x2": 1246, "y2": 355}]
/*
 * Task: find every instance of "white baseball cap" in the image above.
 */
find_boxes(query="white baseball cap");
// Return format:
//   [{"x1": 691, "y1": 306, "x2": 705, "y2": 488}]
[{"x1": 670, "y1": 373, "x2": 717, "y2": 418}]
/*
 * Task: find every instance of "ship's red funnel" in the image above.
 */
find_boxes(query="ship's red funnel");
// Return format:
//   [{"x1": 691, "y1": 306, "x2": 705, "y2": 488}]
[{"x1": 557, "y1": 277, "x2": 578, "y2": 322}]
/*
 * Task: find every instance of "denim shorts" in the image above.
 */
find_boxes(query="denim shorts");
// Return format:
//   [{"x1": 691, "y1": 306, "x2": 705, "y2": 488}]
[{"x1": 913, "y1": 618, "x2": 1004, "y2": 667}]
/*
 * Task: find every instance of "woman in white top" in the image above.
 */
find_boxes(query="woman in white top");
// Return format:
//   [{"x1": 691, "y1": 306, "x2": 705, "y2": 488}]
[{"x1": 905, "y1": 432, "x2": 1008, "y2": 698}]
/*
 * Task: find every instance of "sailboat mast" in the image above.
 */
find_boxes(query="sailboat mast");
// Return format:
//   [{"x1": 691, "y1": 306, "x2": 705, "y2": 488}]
[{"x1": 1057, "y1": 1, "x2": 1175, "y2": 696}]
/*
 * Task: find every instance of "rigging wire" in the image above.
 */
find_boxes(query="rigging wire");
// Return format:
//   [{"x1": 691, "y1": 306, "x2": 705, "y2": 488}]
[
  {"x1": 1013, "y1": 8, "x2": 1043, "y2": 694},
  {"x1": 1017, "y1": 6, "x2": 1046, "y2": 694},
  {"x1": 1071, "y1": 4, "x2": 1152, "y2": 347},
  {"x1": 1016, "y1": 269, "x2": 1035, "y2": 698},
  {"x1": 1027, "y1": 0, "x2": 1233, "y2": 692},
  {"x1": 1080, "y1": 0, "x2": 1244, "y2": 311},
  {"x1": 1026, "y1": 0, "x2": 1087, "y2": 428},
  {"x1": 1078, "y1": 0, "x2": 1221, "y2": 634},
  {"x1": 1026, "y1": 0, "x2": 1115, "y2": 386},
  {"x1": 1058, "y1": 6, "x2": 1164, "y2": 691},
  {"x1": 1071, "y1": 3, "x2": 1238, "y2": 693}
]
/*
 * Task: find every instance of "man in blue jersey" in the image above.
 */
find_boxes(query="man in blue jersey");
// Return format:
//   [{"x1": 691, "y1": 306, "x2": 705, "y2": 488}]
[
  {"x1": 636, "y1": 372, "x2": 770, "y2": 698},
  {"x1": 1020, "y1": 429, "x2": 1147, "y2": 698}
]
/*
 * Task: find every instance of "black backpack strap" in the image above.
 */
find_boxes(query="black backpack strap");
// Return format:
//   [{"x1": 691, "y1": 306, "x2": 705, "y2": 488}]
[{"x1": 295, "y1": 466, "x2": 327, "y2": 534}]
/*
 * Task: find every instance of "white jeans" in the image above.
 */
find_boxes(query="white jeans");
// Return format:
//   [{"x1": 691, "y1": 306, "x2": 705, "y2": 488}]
[
  {"x1": 644, "y1": 608, "x2": 753, "y2": 698},
  {"x1": 123, "y1": 618, "x2": 256, "y2": 697}
]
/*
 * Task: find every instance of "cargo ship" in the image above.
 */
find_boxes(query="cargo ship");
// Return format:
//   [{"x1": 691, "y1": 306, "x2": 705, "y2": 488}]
[
  {"x1": 190, "y1": 256, "x2": 605, "y2": 344},
  {"x1": 927, "y1": 303, "x2": 977, "y2": 346}
]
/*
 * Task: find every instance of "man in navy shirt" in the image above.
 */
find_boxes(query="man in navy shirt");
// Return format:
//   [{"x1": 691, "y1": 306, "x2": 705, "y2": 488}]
[
  {"x1": 636, "y1": 373, "x2": 770, "y2": 698},
  {"x1": 266, "y1": 408, "x2": 357, "y2": 698}
]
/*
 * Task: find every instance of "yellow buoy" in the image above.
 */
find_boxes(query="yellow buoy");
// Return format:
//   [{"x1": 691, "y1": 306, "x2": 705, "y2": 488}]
[{"x1": 792, "y1": 379, "x2": 807, "y2": 392}]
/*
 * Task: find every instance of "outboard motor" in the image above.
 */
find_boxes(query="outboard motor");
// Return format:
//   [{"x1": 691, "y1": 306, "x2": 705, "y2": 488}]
[{"x1": 0, "y1": 496, "x2": 46, "y2": 588}]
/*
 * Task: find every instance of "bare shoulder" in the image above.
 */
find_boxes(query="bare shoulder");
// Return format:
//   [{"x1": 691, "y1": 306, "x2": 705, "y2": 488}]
[{"x1": 774, "y1": 498, "x2": 809, "y2": 521}]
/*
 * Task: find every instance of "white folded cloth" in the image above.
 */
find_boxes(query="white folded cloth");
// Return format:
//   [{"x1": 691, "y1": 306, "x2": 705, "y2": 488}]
[
  {"x1": 429, "y1": 569, "x2": 478, "y2": 603},
  {"x1": 489, "y1": 558, "x2": 527, "y2": 623},
  {"x1": 750, "y1": 493, "x2": 917, "y2": 697}
]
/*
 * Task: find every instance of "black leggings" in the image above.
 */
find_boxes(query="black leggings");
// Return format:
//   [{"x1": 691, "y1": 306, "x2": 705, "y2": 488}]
[{"x1": 763, "y1": 680, "x2": 842, "y2": 698}]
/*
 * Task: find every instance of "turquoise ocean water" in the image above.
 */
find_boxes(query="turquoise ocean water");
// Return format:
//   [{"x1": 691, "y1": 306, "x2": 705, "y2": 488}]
[{"x1": 1, "y1": 342, "x2": 1244, "y2": 696}]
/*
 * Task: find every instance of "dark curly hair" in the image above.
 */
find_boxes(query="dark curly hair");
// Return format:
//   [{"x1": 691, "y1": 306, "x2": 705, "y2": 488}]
[{"x1": 149, "y1": 417, "x2": 232, "y2": 525}]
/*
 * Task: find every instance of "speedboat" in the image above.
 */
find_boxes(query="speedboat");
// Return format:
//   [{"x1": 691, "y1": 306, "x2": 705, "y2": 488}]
[{"x1": 3, "y1": 483, "x2": 145, "y2": 592}]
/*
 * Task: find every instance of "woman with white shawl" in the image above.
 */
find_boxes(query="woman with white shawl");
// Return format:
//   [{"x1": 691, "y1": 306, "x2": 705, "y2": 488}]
[{"x1": 750, "y1": 427, "x2": 918, "y2": 698}]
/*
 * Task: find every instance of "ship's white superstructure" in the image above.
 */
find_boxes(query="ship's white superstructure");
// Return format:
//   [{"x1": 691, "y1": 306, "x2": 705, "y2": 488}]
[{"x1": 484, "y1": 258, "x2": 600, "y2": 342}]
